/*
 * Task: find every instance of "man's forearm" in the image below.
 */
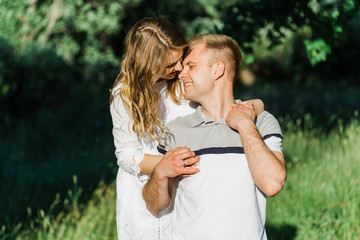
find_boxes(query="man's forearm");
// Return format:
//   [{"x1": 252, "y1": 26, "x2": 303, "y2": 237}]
[
  {"x1": 239, "y1": 123, "x2": 286, "y2": 197},
  {"x1": 142, "y1": 172, "x2": 173, "y2": 216}
]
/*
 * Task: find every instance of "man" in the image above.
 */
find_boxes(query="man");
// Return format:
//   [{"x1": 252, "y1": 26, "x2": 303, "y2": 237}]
[{"x1": 142, "y1": 34, "x2": 286, "y2": 239}]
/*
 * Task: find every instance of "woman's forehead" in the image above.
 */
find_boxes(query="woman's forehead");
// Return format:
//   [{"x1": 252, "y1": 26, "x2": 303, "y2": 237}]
[
  {"x1": 183, "y1": 44, "x2": 209, "y2": 64},
  {"x1": 165, "y1": 48, "x2": 184, "y2": 64}
]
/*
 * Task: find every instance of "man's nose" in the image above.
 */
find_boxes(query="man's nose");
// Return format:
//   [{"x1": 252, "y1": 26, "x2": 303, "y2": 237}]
[{"x1": 178, "y1": 68, "x2": 187, "y2": 80}]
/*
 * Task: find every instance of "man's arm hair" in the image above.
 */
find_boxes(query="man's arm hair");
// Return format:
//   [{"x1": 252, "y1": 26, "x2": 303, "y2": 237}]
[
  {"x1": 226, "y1": 104, "x2": 286, "y2": 197},
  {"x1": 142, "y1": 171, "x2": 174, "y2": 216},
  {"x1": 239, "y1": 125, "x2": 286, "y2": 196}
]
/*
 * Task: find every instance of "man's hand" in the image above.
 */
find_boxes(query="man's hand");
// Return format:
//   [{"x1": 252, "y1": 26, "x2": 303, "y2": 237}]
[
  {"x1": 155, "y1": 147, "x2": 200, "y2": 180},
  {"x1": 226, "y1": 102, "x2": 256, "y2": 133}
]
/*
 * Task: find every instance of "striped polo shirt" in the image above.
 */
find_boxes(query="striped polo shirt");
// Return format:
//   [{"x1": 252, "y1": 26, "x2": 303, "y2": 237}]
[{"x1": 158, "y1": 106, "x2": 283, "y2": 240}]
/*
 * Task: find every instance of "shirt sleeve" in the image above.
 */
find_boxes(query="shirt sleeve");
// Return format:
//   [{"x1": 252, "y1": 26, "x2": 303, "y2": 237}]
[
  {"x1": 264, "y1": 136, "x2": 283, "y2": 153},
  {"x1": 256, "y1": 111, "x2": 283, "y2": 154},
  {"x1": 110, "y1": 95, "x2": 148, "y2": 180}
]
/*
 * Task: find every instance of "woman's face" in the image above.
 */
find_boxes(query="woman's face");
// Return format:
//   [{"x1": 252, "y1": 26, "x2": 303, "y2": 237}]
[{"x1": 160, "y1": 48, "x2": 184, "y2": 80}]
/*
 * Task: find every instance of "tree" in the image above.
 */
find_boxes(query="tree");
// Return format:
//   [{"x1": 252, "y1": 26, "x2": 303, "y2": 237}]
[
  {"x1": 220, "y1": 0, "x2": 360, "y2": 85},
  {"x1": 0, "y1": 0, "x2": 142, "y2": 66}
]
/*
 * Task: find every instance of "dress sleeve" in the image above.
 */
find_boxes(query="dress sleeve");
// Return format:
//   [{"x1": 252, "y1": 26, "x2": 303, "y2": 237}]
[{"x1": 110, "y1": 95, "x2": 147, "y2": 179}]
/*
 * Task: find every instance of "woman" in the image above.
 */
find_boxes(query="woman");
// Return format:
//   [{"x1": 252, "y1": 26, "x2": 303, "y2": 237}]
[{"x1": 110, "y1": 17, "x2": 264, "y2": 240}]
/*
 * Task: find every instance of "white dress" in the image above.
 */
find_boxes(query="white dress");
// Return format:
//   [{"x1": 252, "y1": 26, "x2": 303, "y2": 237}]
[{"x1": 110, "y1": 82, "x2": 196, "y2": 240}]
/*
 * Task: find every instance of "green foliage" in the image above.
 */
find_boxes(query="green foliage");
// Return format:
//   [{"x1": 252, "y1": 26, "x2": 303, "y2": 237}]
[
  {"x1": 223, "y1": 0, "x2": 359, "y2": 62},
  {"x1": 0, "y1": 38, "x2": 80, "y2": 129},
  {"x1": 118, "y1": 0, "x2": 360, "y2": 86},
  {"x1": 0, "y1": 0, "x2": 142, "y2": 66},
  {"x1": 304, "y1": 38, "x2": 331, "y2": 66},
  {"x1": 222, "y1": 0, "x2": 360, "y2": 85},
  {"x1": 1, "y1": 0, "x2": 360, "y2": 89},
  {"x1": 0, "y1": 38, "x2": 16, "y2": 97}
]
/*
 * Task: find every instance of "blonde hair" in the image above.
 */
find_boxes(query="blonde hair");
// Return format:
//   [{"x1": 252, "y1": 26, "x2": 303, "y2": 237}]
[
  {"x1": 110, "y1": 17, "x2": 187, "y2": 141},
  {"x1": 188, "y1": 34, "x2": 242, "y2": 80}
]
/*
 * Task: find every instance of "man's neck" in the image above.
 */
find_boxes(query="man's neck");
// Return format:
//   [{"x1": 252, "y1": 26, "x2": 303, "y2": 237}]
[{"x1": 200, "y1": 92, "x2": 235, "y2": 121}]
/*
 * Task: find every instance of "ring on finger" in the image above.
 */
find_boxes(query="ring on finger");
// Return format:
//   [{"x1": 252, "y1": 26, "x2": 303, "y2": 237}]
[{"x1": 182, "y1": 160, "x2": 186, "y2": 167}]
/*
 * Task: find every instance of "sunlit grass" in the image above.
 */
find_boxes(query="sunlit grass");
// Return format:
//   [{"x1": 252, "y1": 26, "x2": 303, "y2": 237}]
[
  {"x1": 1, "y1": 177, "x2": 117, "y2": 240},
  {"x1": 267, "y1": 113, "x2": 360, "y2": 239}
]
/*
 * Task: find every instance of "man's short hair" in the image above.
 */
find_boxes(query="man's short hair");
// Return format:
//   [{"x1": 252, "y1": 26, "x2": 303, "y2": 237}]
[{"x1": 188, "y1": 34, "x2": 242, "y2": 80}]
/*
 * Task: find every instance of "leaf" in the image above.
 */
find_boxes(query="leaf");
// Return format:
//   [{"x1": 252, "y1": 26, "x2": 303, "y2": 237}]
[{"x1": 304, "y1": 38, "x2": 331, "y2": 66}]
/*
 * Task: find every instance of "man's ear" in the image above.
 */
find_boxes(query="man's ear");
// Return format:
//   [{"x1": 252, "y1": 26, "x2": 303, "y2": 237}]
[{"x1": 213, "y1": 62, "x2": 225, "y2": 80}]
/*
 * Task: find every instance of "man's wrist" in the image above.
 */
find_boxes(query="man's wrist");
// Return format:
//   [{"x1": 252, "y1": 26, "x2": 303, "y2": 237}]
[
  {"x1": 152, "y1": 167, "x2": 169, "y2": 182},
  {"x1": 236, "y1": 120, "x2": 257, "y2": 134}
]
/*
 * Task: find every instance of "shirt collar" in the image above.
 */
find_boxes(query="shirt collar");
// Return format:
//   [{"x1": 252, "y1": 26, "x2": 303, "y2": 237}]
[{"x1": 190, "y1": 105, "x2": 227, "y2": 127}]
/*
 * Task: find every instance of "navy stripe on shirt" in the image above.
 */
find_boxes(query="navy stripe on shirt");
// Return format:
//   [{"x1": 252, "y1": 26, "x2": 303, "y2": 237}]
[
  {"x1": 194, "y1": 147, "x2": 244, "y2": 155},
  {"x1": 157, "y1": 133, "x2": 282, "y2": 155},
  {"x1": 263, "y1": 133, "x2": 283, "y2": 140},
  {"x1": 157, "y1": 146, "x2": 244, "y2": 156}
]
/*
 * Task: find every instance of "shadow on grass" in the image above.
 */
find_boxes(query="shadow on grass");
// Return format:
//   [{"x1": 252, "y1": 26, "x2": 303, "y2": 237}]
[{"x1": 266, "y1": 224, "x2": 297, "y2": 240}]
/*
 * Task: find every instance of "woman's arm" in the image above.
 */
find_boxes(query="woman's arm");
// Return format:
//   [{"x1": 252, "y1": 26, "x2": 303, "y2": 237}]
[
  {"x1": 242, "y1": 99, "x2": 264, "y2": 116},
  {"x1": 139, "y1": 155, "x2": 162, "y2": 174},
  {"x1": 110, "y1": 96, "x2": 162, "y2": 177},
  {"x1": 143, "y1": 147, "x2": 200, "y2": 216}
]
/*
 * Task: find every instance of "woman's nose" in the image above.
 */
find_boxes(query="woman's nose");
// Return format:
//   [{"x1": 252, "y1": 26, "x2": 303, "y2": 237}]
[{"x1": 174, "y1": 61, "x2": 183, "y2": 71}]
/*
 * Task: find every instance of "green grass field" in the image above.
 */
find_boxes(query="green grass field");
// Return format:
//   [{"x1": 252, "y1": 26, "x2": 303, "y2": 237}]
[
  {"x1": 1, "y1": 114, "x2": 359, "y2": 240},
  {"x1": 267, "y1": 114, "x2": 360, "y2": 239}
]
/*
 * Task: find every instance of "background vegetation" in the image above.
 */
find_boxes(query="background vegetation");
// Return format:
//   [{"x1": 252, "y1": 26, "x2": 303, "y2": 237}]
[{"x1": 0, "y1": 0, "x2": 359, "y2": 239}]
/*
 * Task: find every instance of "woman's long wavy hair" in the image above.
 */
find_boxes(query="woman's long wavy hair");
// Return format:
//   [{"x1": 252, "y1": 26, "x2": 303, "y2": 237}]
[{"x1": 110, "y1": 17, "x2": 187, "y2": 141}]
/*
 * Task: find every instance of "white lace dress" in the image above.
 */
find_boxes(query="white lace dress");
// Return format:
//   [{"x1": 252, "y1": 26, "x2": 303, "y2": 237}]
[{"x1": 110, "y1": 83, "x2": 196, "y2": 240}]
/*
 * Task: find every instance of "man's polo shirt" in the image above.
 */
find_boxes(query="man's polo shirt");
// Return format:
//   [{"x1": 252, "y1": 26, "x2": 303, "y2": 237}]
[{"x1": 158, "y1": 106, "x2": 283, "y2": 240}]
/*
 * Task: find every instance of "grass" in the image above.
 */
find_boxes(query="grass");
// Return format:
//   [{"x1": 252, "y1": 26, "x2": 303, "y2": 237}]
[
  {"x1": 267, "y1": 113, "x2": 360, "y2": 239},
  {"x1": 0, "y1": 178, "x2": 117, "y2": 240},
  {"x1": 0, "y1": 101, "x2": 117, "y2": 233},
  {"x1": 1, "y1": 113, "x2": 359, "y2": 240}
]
